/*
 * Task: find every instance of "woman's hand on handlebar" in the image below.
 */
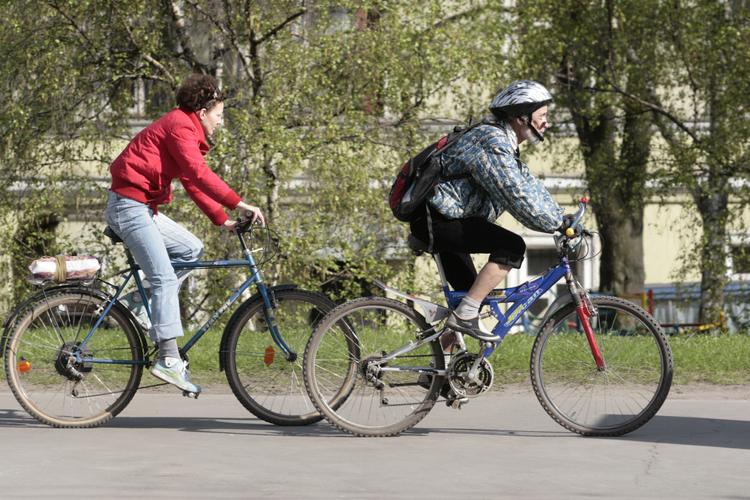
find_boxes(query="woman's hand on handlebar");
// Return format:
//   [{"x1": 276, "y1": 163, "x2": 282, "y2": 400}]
[
  {"x1": 236, "y1": 201, "x2": 265, "y2": 227},
  {"x1": 222, "y1": 219, "x2": 239, "y2": 232}
]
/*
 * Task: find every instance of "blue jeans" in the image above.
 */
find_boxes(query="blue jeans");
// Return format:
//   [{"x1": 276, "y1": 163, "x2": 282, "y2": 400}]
[{"x1": 105, "y1": 191, "x2": 204, "y2": 342}]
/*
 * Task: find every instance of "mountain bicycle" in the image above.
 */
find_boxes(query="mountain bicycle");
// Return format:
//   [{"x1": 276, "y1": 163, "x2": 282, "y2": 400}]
[
  {"x1": 3, "y1": 219, "x2": 334, "y2": 428},
  {"x1": 303, "y1": 199, "x2": 673, "y2": 437}
]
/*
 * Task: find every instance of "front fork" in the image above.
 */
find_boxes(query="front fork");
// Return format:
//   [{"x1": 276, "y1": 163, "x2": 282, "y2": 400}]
[
  {"x1": 566, "y1": 273, "x2": 606, "y2": 371},
  {"x1": 257, "y1": 284, "x2": 297, "y2": 362}
]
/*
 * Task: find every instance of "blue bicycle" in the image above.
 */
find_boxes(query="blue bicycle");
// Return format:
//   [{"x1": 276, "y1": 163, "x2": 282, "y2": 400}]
[
  {"x1": 3, "y1": 219, "x2": 334, "y2": 428},
  {"x1": 303, "y1": 199, "x2": 673, "y2": 437}
]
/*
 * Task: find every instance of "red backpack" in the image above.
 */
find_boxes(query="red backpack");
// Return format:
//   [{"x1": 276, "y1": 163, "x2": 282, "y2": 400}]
[{"x1": 387, "y1": 123, "x2": 481, "y2": 222}]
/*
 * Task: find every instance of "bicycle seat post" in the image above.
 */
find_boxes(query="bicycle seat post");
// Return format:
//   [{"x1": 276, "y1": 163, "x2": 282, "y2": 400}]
[
  {"x1": 406, "y1": 234, "x2": 451, "y2": 295},
  {"x1": 432, "y1": 253, "x2": 451, "y2": 296}
]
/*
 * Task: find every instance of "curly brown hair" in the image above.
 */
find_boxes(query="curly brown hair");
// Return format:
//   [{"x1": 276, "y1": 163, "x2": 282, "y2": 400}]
[{"x1": 175, "y1": 74, "x2": 226, "y2": 112}]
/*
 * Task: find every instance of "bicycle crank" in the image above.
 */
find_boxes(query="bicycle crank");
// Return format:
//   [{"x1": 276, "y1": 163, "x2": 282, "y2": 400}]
[{"x1": 447, "y1": 352, "x2": 494, "y2": 398}]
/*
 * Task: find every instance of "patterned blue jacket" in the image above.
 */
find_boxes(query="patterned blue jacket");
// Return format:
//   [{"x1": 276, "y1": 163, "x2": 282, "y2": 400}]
[{"x1": 428, "y1": 120, "x2": 564, "y2": 233}]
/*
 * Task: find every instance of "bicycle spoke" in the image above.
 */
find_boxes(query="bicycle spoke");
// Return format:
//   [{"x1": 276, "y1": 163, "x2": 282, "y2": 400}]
[
  {"x1": 5, "y1": 292, "x2": 143, "y2": 428},
  {"x1": 532, "y1": 296, "x2": 672, "y2": 436}
]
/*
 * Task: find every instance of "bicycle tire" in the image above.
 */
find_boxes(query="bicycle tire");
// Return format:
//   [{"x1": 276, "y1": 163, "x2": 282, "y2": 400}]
[
  {"x1": 5, "y1": 290, "x2": 145, "y2": 428},
  {"x1": 530, "y1": 295, "x2": 673, "y2": 436},
  {"x1": 304, "y1": 297, "x2": 444, "y2": 437},
  {"x1": 223, "y1": 288, "x2": 335, "y2": 425}
]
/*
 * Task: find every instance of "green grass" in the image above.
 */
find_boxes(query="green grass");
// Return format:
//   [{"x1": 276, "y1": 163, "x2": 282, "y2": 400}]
[
  {"x1": 668, "y1": 334, "x2": 750, "y2": 384},
  {"x1": 482, "y1": 332, "x2": 750, "y2": 386},
  {"x1": 3, "y1": 327, "x2": 750, "y2": 387}
]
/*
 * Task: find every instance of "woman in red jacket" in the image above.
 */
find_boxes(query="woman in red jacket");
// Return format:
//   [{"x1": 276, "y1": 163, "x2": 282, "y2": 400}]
[{"x1": 105, "y1": 74, "x2": 263, "y2": 394}]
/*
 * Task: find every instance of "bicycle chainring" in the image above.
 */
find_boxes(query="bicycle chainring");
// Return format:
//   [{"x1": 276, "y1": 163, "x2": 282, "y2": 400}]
[{"x1": 447, "y1": 352, "x2": 494, "y2": 397}]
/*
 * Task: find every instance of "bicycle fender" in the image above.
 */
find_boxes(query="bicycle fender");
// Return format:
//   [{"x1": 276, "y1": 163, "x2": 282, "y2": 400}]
[
  {"x1": 218, "y1": 284, "x2": 299, "y2": 371},
  {"x1": 3, "y1": 283, "x2": 81, "y2": 331},
  {"x1": 2, "y1": 284, "x2": 88, "y2": 356},
  {"x1": 539, "y1": 294, "x2": 575, "y2": 328}
]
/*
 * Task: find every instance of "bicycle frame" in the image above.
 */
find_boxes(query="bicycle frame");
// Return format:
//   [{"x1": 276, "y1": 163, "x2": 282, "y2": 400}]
[
  {"x1": 80, "y1": 228, "x2": 294, "y2": 367},
  {"x1": 374, "y1": 206, "x2": 605, "y2": 375},
  {"x1": 375, "y1": 255, "x2": 604, "y2": 380}
]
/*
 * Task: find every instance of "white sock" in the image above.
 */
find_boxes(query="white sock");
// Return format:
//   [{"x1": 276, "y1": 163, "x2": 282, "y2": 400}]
[{"x1": 455, "y1": 296, "x2": 481, "y2": 320}]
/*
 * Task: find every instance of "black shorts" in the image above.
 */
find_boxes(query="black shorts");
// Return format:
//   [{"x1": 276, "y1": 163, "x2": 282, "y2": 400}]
[{"x1": 409, "y1": 206, "x2": 526, "y2": 291}]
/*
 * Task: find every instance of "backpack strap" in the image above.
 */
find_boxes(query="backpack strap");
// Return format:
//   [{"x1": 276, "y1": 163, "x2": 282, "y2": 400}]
[
  {"x1": 425, "y1": 203, "x2": 435, "y2": 254},
  {"x1": 432, "y1": 118, "x2": 502, "y2": 184}
]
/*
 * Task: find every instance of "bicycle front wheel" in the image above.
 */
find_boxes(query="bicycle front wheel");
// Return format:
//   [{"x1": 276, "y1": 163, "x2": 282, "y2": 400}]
[
  {"x1": 304, "y1": 297, "x2": 444, "y2": 437},
  {"x1": 531, "y1": 295, "x2": 673, "y2": 436},
  {"x1": 223, "y1": 288, "x2": 335, "y2": 425},
  {"x1": 5, "y1": 291, "x2": 144, "y2": 428}
]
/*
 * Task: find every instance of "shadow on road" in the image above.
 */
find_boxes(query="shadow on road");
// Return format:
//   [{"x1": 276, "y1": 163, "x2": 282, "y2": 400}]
[
  {"x1": 0, "y1": 407, "x2": 424, "y2": 437},
  {"x1": 108, "y1": 416, "x2": 361, "y2": 437},
  {"x1": 1, "y1": 408, "x2": 747, "y2": 449},
  {"x1": 420, "y1": 415, "x2": 750, "y2": 450},
  {"x1": 619, "y1": 415, "x2": 750, "y2": 450}
]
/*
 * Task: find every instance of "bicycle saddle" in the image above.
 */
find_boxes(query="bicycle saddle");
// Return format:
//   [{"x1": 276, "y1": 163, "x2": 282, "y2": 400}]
[
  {"x1": 407, "y1": 234, "x2": 431, "y2": 255},
  {"x1": 104, "y1": 226, "x2": 123, "y2": 244}
]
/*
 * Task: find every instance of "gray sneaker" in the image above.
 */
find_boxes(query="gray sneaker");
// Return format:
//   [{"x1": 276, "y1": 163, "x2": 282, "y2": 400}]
[
  {"x1": 445, "y1": 312, "x2": 500, "y2": 342},
  {"x1": 150, "y1": 357, "x2": 202, "y2": 394}
]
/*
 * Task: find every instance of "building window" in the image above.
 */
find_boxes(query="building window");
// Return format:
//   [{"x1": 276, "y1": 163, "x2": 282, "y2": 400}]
[{"x1": 730, "y1": 244, "x2": 750, "y2": 276}]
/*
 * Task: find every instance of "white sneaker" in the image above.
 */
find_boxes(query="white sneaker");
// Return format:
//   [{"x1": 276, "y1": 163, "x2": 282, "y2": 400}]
[
  {"x1": 119, "y1": 291, "x2": 152, "y2": 330},
  {"x1": 150, "y1": 357, "x2": 201, "y2": 394}
]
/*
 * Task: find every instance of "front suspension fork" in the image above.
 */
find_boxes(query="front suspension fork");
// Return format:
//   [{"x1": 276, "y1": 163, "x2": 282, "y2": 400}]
[{"x1": 567, "y1": 274, "x2": 606, "y2": 371}]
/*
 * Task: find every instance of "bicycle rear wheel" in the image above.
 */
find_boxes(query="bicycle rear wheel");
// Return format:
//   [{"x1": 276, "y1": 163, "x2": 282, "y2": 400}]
[
  {"x1": 531, "y1": 295, "x2": 673, "y2": 436},
  {"x1": 303, "y1": 297, "x2": 444, "y2": 437},
  {"x1": 5, "y1": 291, "x2": 144, "y2": 428},
  {"x1": 223, "y1": 288, "x2": 334, "y2": 425}
]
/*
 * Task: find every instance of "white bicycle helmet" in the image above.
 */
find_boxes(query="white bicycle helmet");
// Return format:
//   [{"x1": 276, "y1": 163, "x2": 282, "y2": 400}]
[
  {"x1": 490, "y1": 80, "x2": 552, "y2": 143},
  {"x1": 489, "y1": 80, "x2": 552, "y2": 119}
]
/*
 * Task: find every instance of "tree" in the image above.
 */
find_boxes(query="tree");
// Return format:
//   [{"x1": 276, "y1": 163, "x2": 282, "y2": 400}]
[
  {"x1": 512, "y1": 0, "x2": 662, "y2": 297},
  {"x1": 627, "y1": 0, "x2": 750, "y2": 323},
  {"x1": 0, "y1": 1, "x2": 510, "y2": 311}
]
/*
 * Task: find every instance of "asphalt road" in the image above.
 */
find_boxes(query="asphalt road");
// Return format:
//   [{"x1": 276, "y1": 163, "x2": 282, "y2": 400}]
[{"x1": 0, "y1": 385, "x2": 748, "y2": 499}]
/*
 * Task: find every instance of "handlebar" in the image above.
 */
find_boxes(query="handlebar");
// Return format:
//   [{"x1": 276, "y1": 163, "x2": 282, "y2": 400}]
[
  {"x1": 235, "y1": 217, "x2": 258, "y2": 234},
  {"x1": 564, "y1": 197, "x2": 589, "y2": 238},
  {"x1": 234, "y1": 210, "x2": 265, "y2": 235}
]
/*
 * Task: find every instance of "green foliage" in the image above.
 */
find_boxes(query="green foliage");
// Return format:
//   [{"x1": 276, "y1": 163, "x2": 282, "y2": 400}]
[
  {"x1": 0, "y1": 1, "x2": 511, "y2": 315},
  {"x1": 511, "y1": 0, "x2": 665, "y2": 295},
  {"x1": 646, "y1": 1, "x2": 750, "y2": 321},
  {"x1": 511, "y1": 0, "x2": 750, "y2": 314}
]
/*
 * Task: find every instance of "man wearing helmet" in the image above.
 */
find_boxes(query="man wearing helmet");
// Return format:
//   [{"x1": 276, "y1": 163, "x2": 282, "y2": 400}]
[{"x1": 409, "y1": 80, "x2": 564, "y2": 343}]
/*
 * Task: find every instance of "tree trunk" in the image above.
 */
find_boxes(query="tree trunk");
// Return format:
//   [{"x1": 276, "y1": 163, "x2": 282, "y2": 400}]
[
  {"x1": 695, "y1": 184, "x2": 729, "y2": 324},
  {"x1": 567, "y1": 83, "x2": 650, "y2": 297},
  {"x1": 262, "y1": 155, "x2": 279, "y2": 227}
]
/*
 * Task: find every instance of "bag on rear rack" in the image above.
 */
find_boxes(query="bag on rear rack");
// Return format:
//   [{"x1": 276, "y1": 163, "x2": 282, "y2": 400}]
[{"x1": 28, "y1": 255, "x2": 101, "y2": 284}]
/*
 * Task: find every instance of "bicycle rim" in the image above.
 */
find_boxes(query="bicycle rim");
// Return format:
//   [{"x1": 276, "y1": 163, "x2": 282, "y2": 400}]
[
  {"x1": 224, "y1": 289, "x2": 334, "y2": 425},
  {"x1": 304, "y1": 297, "x2": 444, "y2": 437},
  {"x1": 531, "y1": 296, "x2": 673, "y2": 436},
  {"x1": 5, "y1": 292, "x2": 144, "y2": 428}
]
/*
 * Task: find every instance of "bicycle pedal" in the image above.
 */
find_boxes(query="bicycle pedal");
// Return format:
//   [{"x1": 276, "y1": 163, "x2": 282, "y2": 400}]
[
  {"x1": 446, "y1": 397, "x2": 469, "y2": 410},
  {"x1": 182, "y1": 390, "x2": 200, "y2": 399}
]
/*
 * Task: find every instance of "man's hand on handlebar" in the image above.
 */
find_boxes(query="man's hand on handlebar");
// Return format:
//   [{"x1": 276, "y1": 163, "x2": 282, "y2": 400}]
[{"x1": 558, "y1": 214, "x2": 581, "y2": 238}]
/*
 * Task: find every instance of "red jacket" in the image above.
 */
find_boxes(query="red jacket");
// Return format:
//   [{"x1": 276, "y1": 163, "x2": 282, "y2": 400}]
[{"x1": 110, "y1": 108, "x2": 242, "y2": 225}]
